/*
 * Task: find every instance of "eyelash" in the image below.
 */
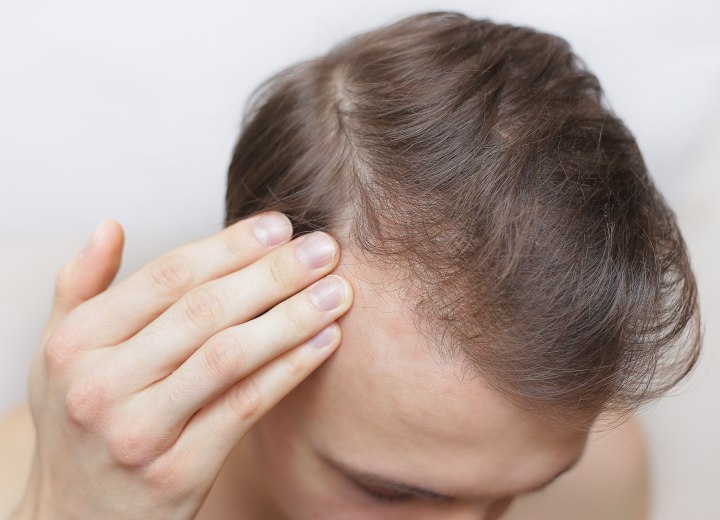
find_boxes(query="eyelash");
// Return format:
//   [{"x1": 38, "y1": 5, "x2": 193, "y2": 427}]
[{"x1": 356, "y1": 483, "x2": 413, "y2": 503}]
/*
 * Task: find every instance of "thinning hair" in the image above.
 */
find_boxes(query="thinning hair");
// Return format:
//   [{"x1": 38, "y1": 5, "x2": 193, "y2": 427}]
[{"x1": 224, "y1": 11, "x2": 703, "y2": 427}]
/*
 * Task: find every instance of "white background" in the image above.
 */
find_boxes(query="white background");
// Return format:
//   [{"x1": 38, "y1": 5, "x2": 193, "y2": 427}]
[{"x1": 1, "y1": 1, "x2": 719, "y2": 518}]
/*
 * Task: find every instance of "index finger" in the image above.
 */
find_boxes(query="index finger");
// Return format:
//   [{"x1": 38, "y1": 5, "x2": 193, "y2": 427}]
[{"x1": 60, "y1": 212, "x2": 293, "y2": 348}]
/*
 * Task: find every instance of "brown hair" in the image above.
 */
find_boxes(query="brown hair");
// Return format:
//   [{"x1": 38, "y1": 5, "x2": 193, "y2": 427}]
[{"x1": 224, "y1": 11, "x2": 703, "y2": 427}]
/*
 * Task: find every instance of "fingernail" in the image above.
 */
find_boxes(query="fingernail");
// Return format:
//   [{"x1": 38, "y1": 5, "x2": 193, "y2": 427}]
[
  {"x1": 309, "y1": 275, "x2": 345, "y2": 311},
  {"x1": 252, "y1": 212, "x2": 292, "y2": 247},
  {"x1": 82, "y1": 219, "x2": 108, "y2": 258},
  {"x1": 295, "y1": 233, "x2": 336, "y2": 269},
  {"x1": 308, "y1": 324, "x2": 338, "y2": 349}
]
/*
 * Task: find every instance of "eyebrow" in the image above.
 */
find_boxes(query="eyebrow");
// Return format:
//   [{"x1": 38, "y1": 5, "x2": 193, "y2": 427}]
[{"x1": 318, "y1": 450, "x2": 583, "y2": 501}]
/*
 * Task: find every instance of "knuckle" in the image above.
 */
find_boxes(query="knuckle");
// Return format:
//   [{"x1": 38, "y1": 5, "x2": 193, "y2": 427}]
[
  {"x1": 201, "y1": 333, "x2": 243, "y2": 379},
  {"x1": 158, "y1": 375, "x2": 187, "y2": 410},
  {"x1": 107, "y1": 423, "x2": 160, "y2": 467},
  {"x1": 141, "y1": 454, "x2": 189, "y2": 495},
  {"x1": 183, "y1": 286, "x2": 225, "y2": 331},
  {"x1": 281, "y1": 303, "x2": 311, "y2": 338},
  {"x1": 282, "y1": 349, "x2": 308, "y2": 379},
  {"x1": 149, "y1": 253, "x2": 194, "y2": 296},
  {"x1": 64, "y1": 377, "x2": 109, "y2": 429},
  {"x1": 223, "y1": 224, "x2": 254, "y2": 258},
  {"x1": 227, "y1": 380, "x2": 263, "y2": 423},
  {"x1": 266, "y1": 255, "x2": 292, "y2": 289}
]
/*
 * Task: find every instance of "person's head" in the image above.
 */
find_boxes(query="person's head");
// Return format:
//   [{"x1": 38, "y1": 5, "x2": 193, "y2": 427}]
[{"x1": 223, "y1": 11, "x2": 702, "y2": 518}]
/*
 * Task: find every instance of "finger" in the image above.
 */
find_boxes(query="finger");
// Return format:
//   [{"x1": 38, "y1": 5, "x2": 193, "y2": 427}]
[
  {"x1": 44, "y1": 219, "x2": 125, "y2": 343},
  {"x1": 57, "y1": 211, "x2": 293, "y2": 348},
  {"x1": 114, "y1": 231, "x2": 340, "y2": 391},
  {"x1": 133, "y1": 273, "x2": 352, "y2": 437},
  {"x1": 152, "y1": 322, "x2": 342, "y2": 486}
]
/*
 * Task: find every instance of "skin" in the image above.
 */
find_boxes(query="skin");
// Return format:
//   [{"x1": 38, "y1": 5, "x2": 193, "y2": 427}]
[
  {"x1": 193, "y1": 243, "x2": 590, "y2": 519},
  {"x1": 0, "y1": 213, "x2": 649, "y2": 519}
]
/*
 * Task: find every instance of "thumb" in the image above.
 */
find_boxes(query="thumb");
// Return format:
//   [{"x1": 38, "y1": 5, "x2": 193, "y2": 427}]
[{"x1": 48, "y1": 218, "x2": 125, "y2": 333}]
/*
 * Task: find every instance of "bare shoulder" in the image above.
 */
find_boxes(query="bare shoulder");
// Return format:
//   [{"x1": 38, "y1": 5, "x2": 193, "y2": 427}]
[
  {"x1": 0, "y1": 402, "x2": 35, "y2": 519},
  {"x1": 504, "y1": 414, "x2": 650, "y2": 520}
]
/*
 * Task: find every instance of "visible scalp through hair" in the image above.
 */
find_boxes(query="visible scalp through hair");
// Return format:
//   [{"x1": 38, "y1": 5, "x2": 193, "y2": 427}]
[{"x1": 224, "y1": 11, "x2": 703, "y2": 427}]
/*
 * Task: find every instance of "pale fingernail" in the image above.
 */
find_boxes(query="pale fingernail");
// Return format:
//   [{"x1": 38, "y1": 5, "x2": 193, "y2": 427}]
[
  {"x1": 295, "y1": 232, "x2": 336, "y2": 269},
  {"x1": 308, "y1": 324, "x2": 338, "y2": 349},
  {"x1": 81, "y1": 219, "x2": 108, "y2": 259},
  {"x1": 252, "y1": 212, "x2": 292, "y2": 247},
  {"x1": 309, "y1": 275, "x2": 345, "y2": 311}
]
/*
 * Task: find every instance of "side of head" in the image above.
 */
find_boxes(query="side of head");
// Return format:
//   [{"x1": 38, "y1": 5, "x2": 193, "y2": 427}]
[{"x1": 222, "y1": 11, "x2": 703, "y2": 517}]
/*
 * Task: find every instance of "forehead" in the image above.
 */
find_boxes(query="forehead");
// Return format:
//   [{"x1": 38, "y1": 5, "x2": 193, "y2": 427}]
[{"x1": 303, "y1": 246, "x2": 587, "y2": 497}]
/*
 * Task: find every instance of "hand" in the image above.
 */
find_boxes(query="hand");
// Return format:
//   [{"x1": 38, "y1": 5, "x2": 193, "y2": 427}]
[{"x1": 12, "y1": 212, "x2": 352, "y2": 520}]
